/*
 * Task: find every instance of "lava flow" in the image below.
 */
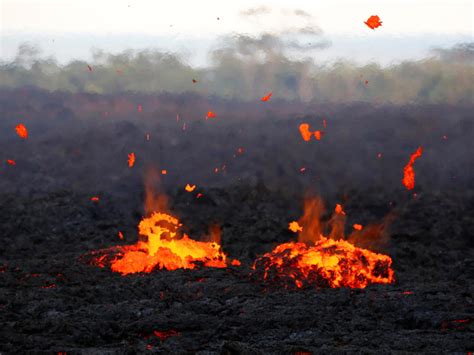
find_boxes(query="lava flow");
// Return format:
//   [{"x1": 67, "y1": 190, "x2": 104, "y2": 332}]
[
  {"x1": 92, "y1": 171, "x2": 236, "y2": 274},
  {"x1": 252, "y1": 198, "x2": 394, "y2": 289}
]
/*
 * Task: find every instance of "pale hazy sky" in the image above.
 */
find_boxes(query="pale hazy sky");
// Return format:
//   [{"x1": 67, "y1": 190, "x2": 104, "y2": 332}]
[
  {"x1": 2, "y1": 0, "x2": 473, "y2": 36},
  {"x1": 1, "y1": 0, "x2": 473, "y2": 65}
]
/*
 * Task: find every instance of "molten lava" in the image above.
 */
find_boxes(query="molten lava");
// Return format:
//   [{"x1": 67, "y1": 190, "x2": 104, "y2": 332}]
[
  {"x1": 364, "y1": 15, "x2": 382, "y2": 30},
  {"x1": 106, "y1": 212, "x2": 228, "y2": 275},
  {"x1": 402, "y1": 146, "x2": 423, "y2": 190},
  {"x1": 15, "y1": 124, "x2": 28, "y2": 139},
  {"x1": 92, "y1": 172, "x2": 236, "y2": 274},
  {"x1": 252, "y1": 197, "x2": 394, "y2": 289},
  {"x1": 128, "y1": 152, "x2": 135, "y2": 168}
]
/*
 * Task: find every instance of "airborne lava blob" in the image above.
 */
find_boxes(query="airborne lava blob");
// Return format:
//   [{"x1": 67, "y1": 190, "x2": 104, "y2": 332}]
[
  {"x1": 252, "y1": 198, "x2": 394, "y2": 289},
  {"x1": 402, "y1": 147, "x2": 423, "y2": 190}
]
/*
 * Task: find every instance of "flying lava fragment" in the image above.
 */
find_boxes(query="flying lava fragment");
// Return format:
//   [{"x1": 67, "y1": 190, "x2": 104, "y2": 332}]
[
  {"x1": 118, "y1": 231, "x2": 124, "y2": 240},
  {"x1": 299, "y1": 123, "x2": 323, "y2": 141},
  {"x1": 87, "y1": 65, "x2": 93, "y2": 72},
  {"x1": 289, "y1": 221, "x2": 303, "y2": 233},
  {"x1": 261, "y1": 92, "x2": 272, "y2": 102},
  {"x1": 15, "y1": 124, "x2": 28, "y2": 139},
  {"x1": 353, "y1": 224, "x2": 363, "y2": 231},
  {"x1": 185, "y1": 184, "x2": 196, "y2": 192},
  {"x1": 128, "y1": 152, "x2": 136, "y2": 168},
  {"x1": 206, "y1": 111, "x2": 216, "y2": 119},
  {"x1": 91, "y1": 196, "x2": 100, "y2": 202},
  {"x1": 6, "y1": 159, "x2": 16, "y2": 166},
  {"x1": 364, "y1": 15, "x2": 382, "y2": 30},
  {"x1": 402, "y1": 146, "x2": 423, "y2": 190}
]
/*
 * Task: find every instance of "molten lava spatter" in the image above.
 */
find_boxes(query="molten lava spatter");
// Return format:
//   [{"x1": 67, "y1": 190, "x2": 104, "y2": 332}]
[
  {"x1": 96, "y1": 212, "x2": 230, "y2": 275},
  {"x1": 402, "y1": 146, "x2": 423, "y2": 190},
  {"x1": 252, "y1": 198, "x2": 394, "y2": 289}
]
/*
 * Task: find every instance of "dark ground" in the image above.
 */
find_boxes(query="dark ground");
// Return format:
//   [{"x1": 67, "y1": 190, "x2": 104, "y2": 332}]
[{"x1": 0, "y1": 88, "x2": 473, "y2": 353}]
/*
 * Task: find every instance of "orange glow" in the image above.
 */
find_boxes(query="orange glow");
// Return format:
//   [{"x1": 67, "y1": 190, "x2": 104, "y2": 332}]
[
  {"x1": 128, "y1": 152, "x2": 136, "y2": 168},
  {"x1": 261, "y1": 92, "x2": 272, "y2": 102},
  {"x1": 335, "y1": 204, "x2": 346, "y2": 215},
  {"x1": 6, "y1": 159, "x2": 16, "y2": 166},
  {"x1": 118, "y1": 231, "x2": 124, "y2": 240},
  {"x1": 364, "y1": 15, "x2": 382, "y2": 29},
  {"x1": 299, "y1": 123, "x2": 313, "y2": 141},
  {"x1": 289, "y1": 221, "x2": 303, "y2": 233},
  {"x1": 252, "y1": 197, "x2": 394, "y2": 289},
  {"x1": 353, "y1": 224, "x2": 363, "y2": 231},
  {"x1": 15, "y1": 124, "x2": 28, "y2": 139},
  {"x1": 92, "y1": 173, "x2": 238, "y2": 274},
  {"x1": 299, "y1": 123, "x2": 323, "y2": 142},
  {"x1": 91, "y1": 196, "x2": 99, "y2": 202},
  {"x1": 402, "y1": 146, "x2": 423, "y2": 190},
  {"x1": 185, "y1": 184, "x2": 196, "y2": 192},
  {"x1": 206, "y1": 111, "x2": 216, "y2": 119},
  {"x1": 161, "y1": 169, "x2": 167, "y2": 175},
  {"x1": 101, "y1": 211, "x2": 230, "y2": 274}
]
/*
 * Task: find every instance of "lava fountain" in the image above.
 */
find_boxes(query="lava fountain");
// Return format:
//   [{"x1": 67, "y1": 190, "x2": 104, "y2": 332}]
[
  {"x1": 252, "y1": 198, "x2": 394, "y2": 289},
  {"x1": 92, "y1": 170, "x2": 235, "y2": 274}
]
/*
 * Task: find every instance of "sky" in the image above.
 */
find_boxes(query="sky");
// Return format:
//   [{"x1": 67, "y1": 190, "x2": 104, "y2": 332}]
[{"x1": 1, "y1": 0, "x2": 473, "y2": 65}]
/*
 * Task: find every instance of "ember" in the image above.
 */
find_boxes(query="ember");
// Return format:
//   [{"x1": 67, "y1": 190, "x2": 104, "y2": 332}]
[
  {"x1": 185, "y1": 184, "x2": 196, "y2": 192},
  {"x1": 299, "y1": 123, "x2": 323, "y2": 141},
  {"x1": 252, "y1": 198, "x2": 394, "y2": 289},
  {"x1": 261, "y1": 92, "x2": 272, "y2": 102},
  {"x1": 364, "y1": 15, "x2": 382, "y2": 29},
  {"x1": 127, "y1": 152, "x2": 135, "y2": 168},
  {"x1": 402, "y1": 146, "x2": 423, "y2": 190},
  {"x1": 206, "y1": 111, "x2": 216, "y2": 119},
  {"x1": 15, "y1": 124, "x2": 28, "y2": 139}
]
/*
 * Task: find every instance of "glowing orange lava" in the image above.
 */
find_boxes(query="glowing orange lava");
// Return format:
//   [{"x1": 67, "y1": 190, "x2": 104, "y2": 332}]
[
  {"x1": 15, "y1": 124, "x2": 28, "y2": 139},
  {"x1": 128, "y1": 152, "x2": 136, "y2": 168},
  {"x1": 106, "y1": 212, "x2": 229, "y2": 274},
  {"x1": 206, "y1": 111, "x2": 216, "y2": 119},
  {"x1": 364, "y1": 15, "x2": 382, "y2": 30},
  {"x1": 261, "y1": 92, "x2": 272, "y2": 102},
  {"x1": 185, "y1": 184, "x2": 196, "y2": 192},
  {"x1": 252, "y1": 197, "x2": 394, "y2": 289},
  {"x1": 92, "y1": 172, "x2": 238, "y2": 274},
  {"x1": 402, "y1": 146, "x2": 422, "y2": 190},
  {"x1": 299, "y1": 123, "x2": 323, "y2": 142}
]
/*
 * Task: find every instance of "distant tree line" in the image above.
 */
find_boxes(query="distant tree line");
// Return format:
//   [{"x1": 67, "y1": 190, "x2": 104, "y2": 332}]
[{"x1": 1, "y1": 41, "x2": 473, "y2": 104}]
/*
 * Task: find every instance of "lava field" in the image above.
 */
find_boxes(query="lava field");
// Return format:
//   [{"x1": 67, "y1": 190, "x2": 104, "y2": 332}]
[{"x1": 0, "y1": 89, "x2": 473, "y2": 353}]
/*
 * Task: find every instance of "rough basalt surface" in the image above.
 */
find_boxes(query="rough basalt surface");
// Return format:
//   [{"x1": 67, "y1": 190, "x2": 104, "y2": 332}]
[{"x1": 0, "y1": 89, "x2": 472, "y2": 353}]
